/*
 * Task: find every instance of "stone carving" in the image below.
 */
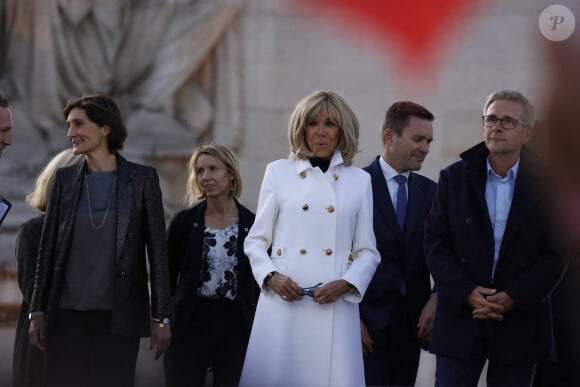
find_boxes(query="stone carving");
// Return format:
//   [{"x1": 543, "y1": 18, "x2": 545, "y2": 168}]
[{"x1": 0, "y1": 0, "x2": 243, "y2": 260}]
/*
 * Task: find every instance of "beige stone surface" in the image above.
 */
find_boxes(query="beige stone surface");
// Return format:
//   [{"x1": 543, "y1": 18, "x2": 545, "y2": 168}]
[
  {"x1": 236, "y1": 0, "x2": 551, "y2": 211},
  {"x1": 0, "y1": 0, "x2": 560, "y2": 383},
  {"x1": 1, "y1": 0, "x2": 553, "y2": 245}
]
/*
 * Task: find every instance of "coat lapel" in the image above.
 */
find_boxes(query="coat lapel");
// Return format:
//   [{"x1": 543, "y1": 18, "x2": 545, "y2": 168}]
[
  {"x1": 500, "y1": 158, "x2": 537, "y2": 255},
  {"x1": 367, "y1": 157, "x2": 401, "y2": 238},
  {"x1": 405, "y1": 173, "x2": 425, "y2": 239},
  {"x1": 466, "y1": 164, "x2": 488, "y2": 214},
  {"x1": 63, "y1": 161, "x2": 85, "y2": 224},
  {"x1": 56, "y1": 161, "x2": 85, "y2": 260},
  {"x1": 115, "y1": 155, "x2": 133, "y2": 259}
]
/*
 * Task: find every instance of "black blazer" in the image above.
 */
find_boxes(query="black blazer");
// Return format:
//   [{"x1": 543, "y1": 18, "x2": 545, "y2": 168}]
[
  {"x1": 30, "y1": 154, "x2": 171, "y2": 337},
  {"x1": 425, "y1": 142, "x2": 568, "y2": 363},
  {"x1": 166, "y1": 200, "x2": 259, "y2": 338},
  {"x1": 14, "y1": 215, "x2": 44, "y2": 387},
  {"x1": 361, "y1": 156, "x2": 436, "y2": 336}
]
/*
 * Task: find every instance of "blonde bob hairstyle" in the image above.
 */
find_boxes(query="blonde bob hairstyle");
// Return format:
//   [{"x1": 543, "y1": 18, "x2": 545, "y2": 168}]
[
  {"x1": 185, "y1": 144, "x2": 243, "y2": 206},
  {"x1": 26, "y1": 150, "x2": 81, "y2": 212},
  {"x1": 288, "y1": 90, "x2": 359, "y2": 166}
]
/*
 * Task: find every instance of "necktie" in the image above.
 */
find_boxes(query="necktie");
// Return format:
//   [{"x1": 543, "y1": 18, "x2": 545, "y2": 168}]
[
  {"x1": 394, "y1": 174, "x2": 408, "y2": 295},
  {"x1": 394, "y1": 175, "x2": 407, "y2": 230}
]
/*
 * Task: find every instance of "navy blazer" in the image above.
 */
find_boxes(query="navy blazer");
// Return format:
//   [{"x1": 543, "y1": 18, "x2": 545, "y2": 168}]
[
  {"x1": 31, "y1": 154, "x2": 171, "y2": 338},
  {"x1": 425, "y1": 142, "x2": 568, "y2": 363},
  {"x1": 166, "y1": 200, "x2": 259, "y2": 338},
  {"x1": 360, "y1": 156, "x2": 436, "y2": 336}
]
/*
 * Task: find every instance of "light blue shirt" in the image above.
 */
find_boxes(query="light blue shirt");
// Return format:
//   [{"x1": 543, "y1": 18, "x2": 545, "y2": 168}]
[{"x1": 485, "y1": 158, "x2": 519, "y2": 279}]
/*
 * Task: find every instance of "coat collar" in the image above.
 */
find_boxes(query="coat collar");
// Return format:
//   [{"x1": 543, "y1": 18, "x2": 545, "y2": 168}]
[
  {"x1": 189, "y1": 198, "x2": 252, "y2": 231},
  {"x1": 295, "y1": 150, "x2": 343, "y2": 175},
  {"x1": 460, "y1": 141, "x2": 537, "y2": 172}
]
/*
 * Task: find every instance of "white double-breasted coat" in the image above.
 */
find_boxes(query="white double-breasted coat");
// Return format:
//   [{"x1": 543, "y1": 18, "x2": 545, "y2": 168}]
[{"x1": 240, "y1": 151, "x2": 380, "y2": 387}]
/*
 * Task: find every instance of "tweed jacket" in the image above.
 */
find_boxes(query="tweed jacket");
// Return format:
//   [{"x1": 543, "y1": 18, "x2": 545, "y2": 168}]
[
  {"x1": 30, "y1": 154, "x2": 170, "y2": 337},
  {"x1": 425, "y1": 142, "x2": 568, "y2": 363},
  {"x1": 166, "y1": 199, "x2": 259, "y2": 338}
]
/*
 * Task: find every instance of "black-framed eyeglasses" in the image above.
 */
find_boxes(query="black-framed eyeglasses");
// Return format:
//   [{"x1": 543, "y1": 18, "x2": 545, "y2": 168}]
[
  {"x1": 300, "y1": 282, "x2": 323, "y2": 297},
  {"x1": 482, "y1": 115, "x2": 521, "y2": 130}
]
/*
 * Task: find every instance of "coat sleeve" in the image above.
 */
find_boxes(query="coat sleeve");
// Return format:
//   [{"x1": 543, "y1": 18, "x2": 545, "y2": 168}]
[
  {"x1": 424, "y1": 169, "x2": 478, "y2": 308},
  {"x1": 142, "y1": 167, "x2": 171, "y2": 317},
  {"x1": 341, "y1": 173, "x2": 380, "y2": 303},
  {"x1": 244, "y1": 163, "x2": 280, "y2": 295}
]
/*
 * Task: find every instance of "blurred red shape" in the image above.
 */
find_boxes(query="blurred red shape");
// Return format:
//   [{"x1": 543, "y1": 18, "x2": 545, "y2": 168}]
[{"x1": 294, "y1": 0, "x2": 483, "y2": 72}]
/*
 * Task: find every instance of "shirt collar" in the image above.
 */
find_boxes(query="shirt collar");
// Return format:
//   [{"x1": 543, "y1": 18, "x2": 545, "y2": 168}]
[
  {"x1": 486, "y1": 157, "x2": 520, "y2": 181},
  {"x1": 379, "y1": 155, "x2": 410, "y2": 181}
]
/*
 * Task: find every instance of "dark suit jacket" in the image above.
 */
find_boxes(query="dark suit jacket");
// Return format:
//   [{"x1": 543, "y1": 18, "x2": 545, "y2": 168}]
[
  {"x1": 167, "y1": 200, "x2": 259, "y2": 338},
  {"x1": 14, "y1": 215, "x2": 44, "y2": 387},
  {"x1": 30, "y1": 154, "x2": 170, "y2": 338},
  {"x1": 425, "y1": 142, "x2": 568, "y2": 363},
  {"x1": 360, "y1": 156, "x2": 436, "y2": 337}
]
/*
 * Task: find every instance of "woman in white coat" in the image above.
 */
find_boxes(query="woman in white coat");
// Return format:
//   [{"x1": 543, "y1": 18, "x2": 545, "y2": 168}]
[{"x1": 240, "y1": 90, "x2": 380, "y2": 387}]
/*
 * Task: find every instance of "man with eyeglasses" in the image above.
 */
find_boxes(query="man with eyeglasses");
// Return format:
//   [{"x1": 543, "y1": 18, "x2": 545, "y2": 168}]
[{"x1": 424, "y1": 89, "x2": 567, "y2": 387}]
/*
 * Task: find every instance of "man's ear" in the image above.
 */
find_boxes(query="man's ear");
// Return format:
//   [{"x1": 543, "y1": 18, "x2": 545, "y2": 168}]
[
  {"x1": 523, "y1": 124, "x2": 534, "y2": 145},
  {"x1": 384, "y1": 128, "x2": 394, "y2": 145}
]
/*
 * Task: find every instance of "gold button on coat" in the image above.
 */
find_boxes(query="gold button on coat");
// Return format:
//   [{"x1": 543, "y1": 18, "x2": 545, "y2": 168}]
[
  {"x1": 332, "y1": 174, "x2": 339, "y2": 181},
  {"x1": 302, "y1": 204, "x2": 309, "y2": 211},
  {"x1": 277, "y1": 249, "x2": 282, "y2": 256},
  {"x1": 327, "y1": 206, "x2": 334, "y2": 213},
  {"x1": 325, "y1": 249, "x2": 332, "y2": 256},
  {"x1": 300, "y1": 249, "x2": 307, "y2": 255},
  {"x1": 300, "y1": 171, "x2": 306, "y2": 178}
]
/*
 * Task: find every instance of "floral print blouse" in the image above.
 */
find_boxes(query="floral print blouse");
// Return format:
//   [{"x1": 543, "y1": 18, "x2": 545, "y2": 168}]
[{"x1": 198, "y1": 223, "x2": 239, "y2": 301}]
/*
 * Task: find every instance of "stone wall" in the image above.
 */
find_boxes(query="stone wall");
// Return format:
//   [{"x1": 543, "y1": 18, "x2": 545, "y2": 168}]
[
  {"x1": 237, "y1": 0, "x2": 552, "y2": 212},
  {"x1": 0, "y1": 0, "x2": 558, "y2": 269}
]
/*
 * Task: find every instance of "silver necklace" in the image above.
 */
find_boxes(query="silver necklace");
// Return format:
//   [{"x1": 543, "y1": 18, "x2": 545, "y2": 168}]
[{"x1": 85, "y1": 172, "x2": 117, "y2": 230}]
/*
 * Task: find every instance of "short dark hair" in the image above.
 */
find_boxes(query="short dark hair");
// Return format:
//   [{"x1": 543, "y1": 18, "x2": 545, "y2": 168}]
[
  {"x1": 382, "y1": 101, "x2": 434, "y2": 140},
  {"x1": 0, "y1": 94, "x2": 9, "y2": 108},
  {"x1": 63, "y1": 93, "x2": 127, "y2": 154}
]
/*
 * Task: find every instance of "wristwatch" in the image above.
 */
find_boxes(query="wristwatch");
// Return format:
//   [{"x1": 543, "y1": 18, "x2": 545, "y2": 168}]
[
  {"x1": 152, "y1": 317, "x2": 170, "y2": 328},
  {"x1": 28, "y1": 311, "x2": 44, "y2": 320},
  {"x1": 264, "y1": 271, "x2": 278, "y2": 286}
]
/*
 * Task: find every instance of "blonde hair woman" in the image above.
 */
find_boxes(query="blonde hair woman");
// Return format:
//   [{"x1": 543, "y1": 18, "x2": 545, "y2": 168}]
[
  {"x1": 163, "y1": 144, "x2": 258, "y2": 387},
  {"x1": 240, "y1": 90, "x2": 380, "y2": 387}
]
